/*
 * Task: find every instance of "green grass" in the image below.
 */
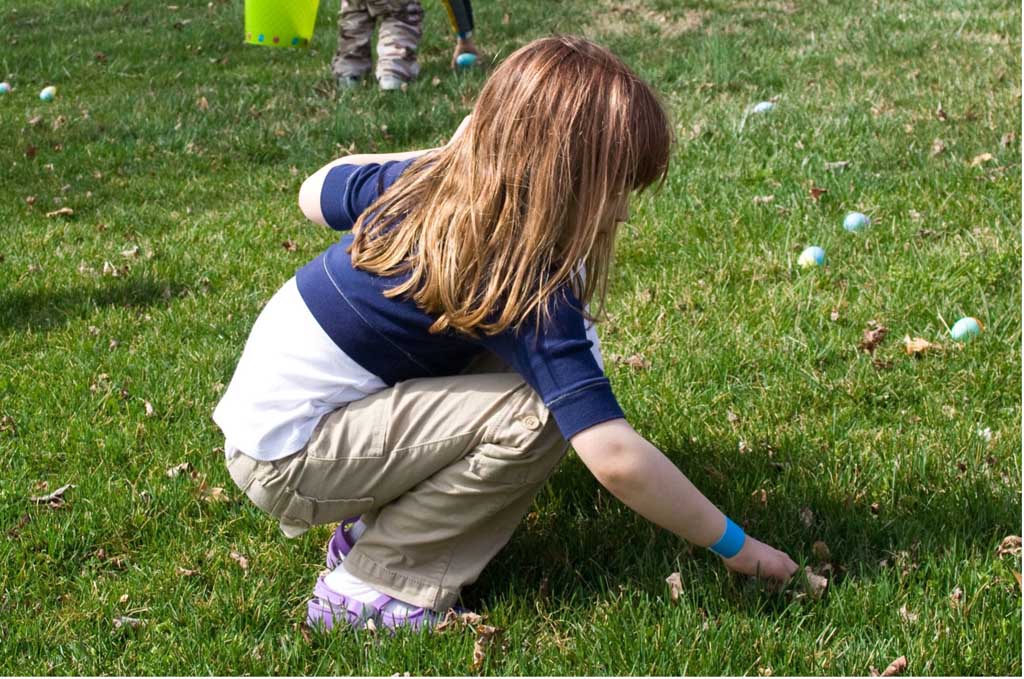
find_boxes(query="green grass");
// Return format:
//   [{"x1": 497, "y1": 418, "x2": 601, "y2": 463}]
[{"x1": 1, "y1": 0, "x2": 1020, "y2": 674}]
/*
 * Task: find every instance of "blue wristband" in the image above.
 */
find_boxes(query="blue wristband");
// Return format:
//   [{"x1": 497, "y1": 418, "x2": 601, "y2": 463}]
[{"x1": 708, "y1": 517, "x2": 745, "y2": 558}]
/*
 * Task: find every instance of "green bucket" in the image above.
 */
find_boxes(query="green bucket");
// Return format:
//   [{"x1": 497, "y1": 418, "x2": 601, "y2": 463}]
[{"x1": 244, "y1": 0, "x2": 320, "y2": 48}]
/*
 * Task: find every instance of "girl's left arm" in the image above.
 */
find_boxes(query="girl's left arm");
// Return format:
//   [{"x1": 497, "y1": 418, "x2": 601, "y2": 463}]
[
  {"x1": 298, "y1": 149, "x2": 437, "y2": 227},
  {"x1": 299, "y1": 117, "x2": 472, "y2": 227}
]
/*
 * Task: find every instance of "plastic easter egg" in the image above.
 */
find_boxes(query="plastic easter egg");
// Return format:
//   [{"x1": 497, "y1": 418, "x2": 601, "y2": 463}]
[
  {"x1": 843, "y1": 211, "x2": 870, "y2": 232},
  {"x1": 752, "y1": 101, "x2": 775, "y2": 113},
  {"x1": 39, "y1": 85, "x2": 56, "y2": 102},
  {"x1": 0, "y1": 82, "x2": 10, "y2": 94},
  {"x1": 797, "y1": 245, "x2": 826, "y2": 268},
  {"x1": 455, "y1": 52, "x2": 477, "y2": 69},
  {"x1": 950, "y1": 317, "x2": 982, "y2": 341}
]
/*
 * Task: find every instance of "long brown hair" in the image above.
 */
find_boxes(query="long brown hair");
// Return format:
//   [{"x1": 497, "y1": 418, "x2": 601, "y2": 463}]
[{"x1": 349, "y1": 35, "x2": 672, "y2": 336}]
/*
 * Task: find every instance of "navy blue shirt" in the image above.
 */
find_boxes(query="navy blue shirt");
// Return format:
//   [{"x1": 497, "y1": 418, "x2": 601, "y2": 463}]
[{"x1": 295, "y1": 158, "x2": 624, "y2": 440}]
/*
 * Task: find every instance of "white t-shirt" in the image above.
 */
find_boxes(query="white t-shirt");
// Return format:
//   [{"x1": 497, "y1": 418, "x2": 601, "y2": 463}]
[{"x1": 213, "y1": 277, "x2": 605, "y2": 462}]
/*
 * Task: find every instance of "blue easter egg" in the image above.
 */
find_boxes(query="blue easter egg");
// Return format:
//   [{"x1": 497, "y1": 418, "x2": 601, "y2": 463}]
[
  {"x1": 455, "y1": 52, "x2": 477, "y2": 69},
  {"x1": 0, "y1": 82, "x2": 10, "y2": 94},
  {"x1": 39, "y1": 86, "x2": 56, "y2": 102},
  {"x1": 950, "y1": 317, "x2": 982, "y2": 341},
  {"x1": 843, "y1": 211, "x2": 870, "y2": 232},
  {"x1": 798, "y1": 245, "x2": 826, "y2": 268},
  {"x1": 752, "y1": 101, "x2": 775, "y2": 113}
]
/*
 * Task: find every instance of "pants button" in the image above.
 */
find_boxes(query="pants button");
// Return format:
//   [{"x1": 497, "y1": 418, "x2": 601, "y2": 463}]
[{"x1": 522, "y1": 415, "x2": 540, "y2": 430}]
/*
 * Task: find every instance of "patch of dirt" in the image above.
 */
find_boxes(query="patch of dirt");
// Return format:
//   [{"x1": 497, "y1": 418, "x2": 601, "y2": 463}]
[{"x1": 590, "y1": 1, "x2": 708, "y2": 39}]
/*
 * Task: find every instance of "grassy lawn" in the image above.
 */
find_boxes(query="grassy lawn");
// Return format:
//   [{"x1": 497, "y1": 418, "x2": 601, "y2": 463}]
[{"x1": 1, "y1": 0, "x2": 1020, "y2": 674}]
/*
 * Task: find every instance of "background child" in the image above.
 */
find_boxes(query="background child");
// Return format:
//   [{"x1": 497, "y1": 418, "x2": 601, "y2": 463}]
[
  {"x1": 333, "y1": 0, "x2": 424, "y2": 90},
  {"x1": 216, "y1": 35, "x2": 797, "y2": 632}
]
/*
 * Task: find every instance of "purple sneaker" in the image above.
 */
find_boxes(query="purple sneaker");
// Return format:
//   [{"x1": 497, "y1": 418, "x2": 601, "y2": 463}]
[
  {"x1": 326, "y1": 517, "x2": 360, "y2": 569},
  {"x1": 305, "y1": 575, "x2": 440, "y2": 632}
]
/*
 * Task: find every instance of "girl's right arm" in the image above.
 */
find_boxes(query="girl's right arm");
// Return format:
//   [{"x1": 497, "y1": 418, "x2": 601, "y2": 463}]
[{"x1": 570, "y1": 418, "x2": 798, "y2": 581}]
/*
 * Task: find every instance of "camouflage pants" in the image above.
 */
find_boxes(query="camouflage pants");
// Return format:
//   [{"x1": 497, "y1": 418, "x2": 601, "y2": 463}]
[{"x1": 332, "y1": 0, "x2": 423, "y2": 81}]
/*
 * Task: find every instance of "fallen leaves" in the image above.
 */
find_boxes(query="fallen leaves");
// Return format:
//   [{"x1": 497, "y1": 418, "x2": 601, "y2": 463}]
[
  {"x1": 950, "y1": 586, "x2": 963, "y2": 607},
  {"x1": 930, "y1": 138, "x2": 946, "y2": 156},
  {"x1": 666, "y1": 572, "x2": 683, "y2": 601},
  {"x1": 433, "y1": 609, "x2": 504, "y2": 671},
  {"x1": 812, "y1": 540, "x2": 831, "y2": 562},
  {"x1": 176, "y1": 566, "x2": 200, "y2": 577},
  {"x1": 898, "y1": 604, "x2": 919, "y2": 623},
  {"x1": 800, "y1": 566, "x2": 828, "y2": 600},
  {"x1": 752, "y1": 194, "x2": 774, "y2": 205},
  {"x1": 799, "y1": 507, "x2": 814, "y2": 528},
  {"x1": 969, "y1": 152, "x2": 994, "y2": 167},
  {"x1": 825, "y1": 160, "x2": 850, "y2": 172},
  {"x1": 1000, "y1": 132, "x2": 1016, "y2": 148},
  {"x1": 45, "y1": 207, "x2": 74, "y2": 218},
  {"x1": 871, "y1": 655, "x2": 908, "y2": 677},
  {"x1": 281, "y1": 239, "x2": 298, "y2": 252},
  {"x1": 858, "y1": 321, "x2": 889, "y2": 354},
  {"x1": 113, "y1": 615, "x2": 144, "y2": 630},
  {"x1": 29, "y1": 483, "x2": 74, "y2": 508},
  {"x1": 229, "y1": 550, "x2": 249, "y2": 573},
  {"x1": 808, "y1": 185, "x2": 827, "y2": 202},
  {"x1": 995, "y1": 535, "x2": 1021, "y2": 557},
  {"x1": 471, "y1": 624, "x2": 502, "y2": 671},
  {"x1": 609, "y1": 353, "x2": 651, "y2": 370},
  {"x1": 902, "y1": 335, "x2": 940, "y2": 356}
]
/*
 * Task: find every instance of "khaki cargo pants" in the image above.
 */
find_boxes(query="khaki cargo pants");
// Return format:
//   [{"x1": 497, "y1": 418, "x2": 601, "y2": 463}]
[
  {"x1": 226, "y1": 355, "x2": 568, "y2": 612},
  {"x1": 332, "y1": 0, "x2": 423, "y2": 81}
]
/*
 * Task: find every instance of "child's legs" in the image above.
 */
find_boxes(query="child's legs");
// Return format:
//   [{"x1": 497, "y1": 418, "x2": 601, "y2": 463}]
[
  {"x1": 227, "y1": 365, "x2": 567, "y2": 610},
  {"x1": 372, "y1": 0, "x2": 423, "y2": 81},
  {"x1": 332, "y1": 0, "x2": 375, "y2": 78}
]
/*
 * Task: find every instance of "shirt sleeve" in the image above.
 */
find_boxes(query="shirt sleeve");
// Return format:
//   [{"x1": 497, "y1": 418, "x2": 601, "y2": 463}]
[
  {"x1": 482, "y1": 288, "x2": 625, "y2": 440},
  {"x1": 319, "y1": 158, "x2": 417, "y2": 231}
]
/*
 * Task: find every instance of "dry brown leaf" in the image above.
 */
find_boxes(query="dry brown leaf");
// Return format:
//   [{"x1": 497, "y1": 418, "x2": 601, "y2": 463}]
[
  {"x1": 812, "y1": 541, "x2": 831, "y2": 562},
  {"x1": 808, "y1": 186, "x2": 827, "y2": 201},
  {"x1": 1000, "y1": 132, "x2": 1016, "y2": 148},
  {"x1": 666, "y1": 572, "x2": 683, "y2": 601},
  {"x1": 52, "y1": 115, "x2": 67, "y2": 130},
  {"x1": 197, "y1": 96, "x2": 209, "y2": 111},
  {"x1": 471, "y1": 624, "x2": 502, "y2": 671},
  {"x1": 903, "y1": 335, "x2": 939, "y2": 356},
  {"x1": 229, "y1": 550, "x2": 249, "y2": 572},
  {"x1": 434, "y1": 609, "x2": 483, "y2": 632},
  {"x1": 165, "y1": 462, "x2": 192, "y2": 478},
  {"x1": 870, "y1": 502, "x2": 881, "y2": 515},
  {"x1": 950, "y1": 586, "x2": 963, "y2": 607},
  {"x1": 502, "y1": 12, "x2": 510, "y2": 24},
  {"x1": 880, "y1": 655, "x2": 908, "y2": 676},
  {"x1": 46, "y1": 207, "x2": 74, "y2": 218},
  {"x1": 1013, "y1": 571, "x2": 1022, "y2": 590},
  {"x1": 752, "y1": 488, "x2": 768, "y2": 507},
  {"x1": 281, "y1": 239, "x2": 298, "y2": 252},
  {"x1": 431, "y1": 76, "x2": 441, "y2": 87},
  {"x1": 825, "y1": 160, "x2": 850, "y2": 171},
  {"x1": 144, "y1": 400, "x2": 155, "y2": 417},
  {"x1": 121, "y1": 245, "x2": 140, "y2": 258},
  {"x1": 799, "y1": 507, "x2": 814, "y2": 528},
  {"x1": 198, "y1": 481, "x2": 228, "y2": 502},
  {"x1": 802, "y1": 566, "x2": 828, "y2": 599},
  {"x1": 996, "y1": 535, "x2": 1021, "y2": 557},
  {"x1": 113, "y1": 615, "x2": 144, "y2": 630},
  {"x1": 29, "y1": 483, "x2": 74, "y2": 506},
  {"x1": 969, "y1": 152, "x2": 994, "y2": 167},
  {"x1": 752, "y1": 195, "x2": 774, "y2": 205},
  {"x1": 610, "y1": 353, "x2": 651, "y2": 370},
  {"x1": 176, "y1": 566, "x2": 199, "y2": 576},
  {"x1": 726, "y1": 410, "x2": 740, "y2": 424},
  {"x1": 934, "y1": 104, "x2": 948, "y2": 121},
  {"x1": 859, "y1": 321, "x2": 889, "y2": 353},
  {"x1": 898, "y1": 604, "x2": 919, "y2": 623},
  {"x1": 118, "y1": 593, "x2": 130, "y2": 604},
  {"x1": 930, "y1": 138, "x2": 946, "y2": 156},
  {"x1": 298, "y1": 622, "x2": 313, "y2": 643}
]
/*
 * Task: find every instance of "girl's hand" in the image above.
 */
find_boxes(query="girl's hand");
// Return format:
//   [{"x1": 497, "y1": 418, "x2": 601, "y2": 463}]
[{"x1": 721, "y1": 536, "x2": 798, "y2": 582}]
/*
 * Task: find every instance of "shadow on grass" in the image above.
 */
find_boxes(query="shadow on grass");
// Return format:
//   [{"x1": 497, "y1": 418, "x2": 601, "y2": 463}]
[
  {"x1": 466, "y1": 436, "x2": 1021, "y2": 611},
  {"x1": 0, "y1": 277, "x2": 187, "y2": 335}
]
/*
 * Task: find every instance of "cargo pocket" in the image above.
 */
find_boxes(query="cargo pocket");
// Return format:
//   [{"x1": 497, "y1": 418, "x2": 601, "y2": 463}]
[
  {"x1": 468, "y1": 393, "x2": 566, "y2": 486},
  {"x1": 274, "y1": 491, "x2": 375, "y2": 535},
  {"x1": 305, "y1": 393, "x2": 389, "y2": 461}
]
